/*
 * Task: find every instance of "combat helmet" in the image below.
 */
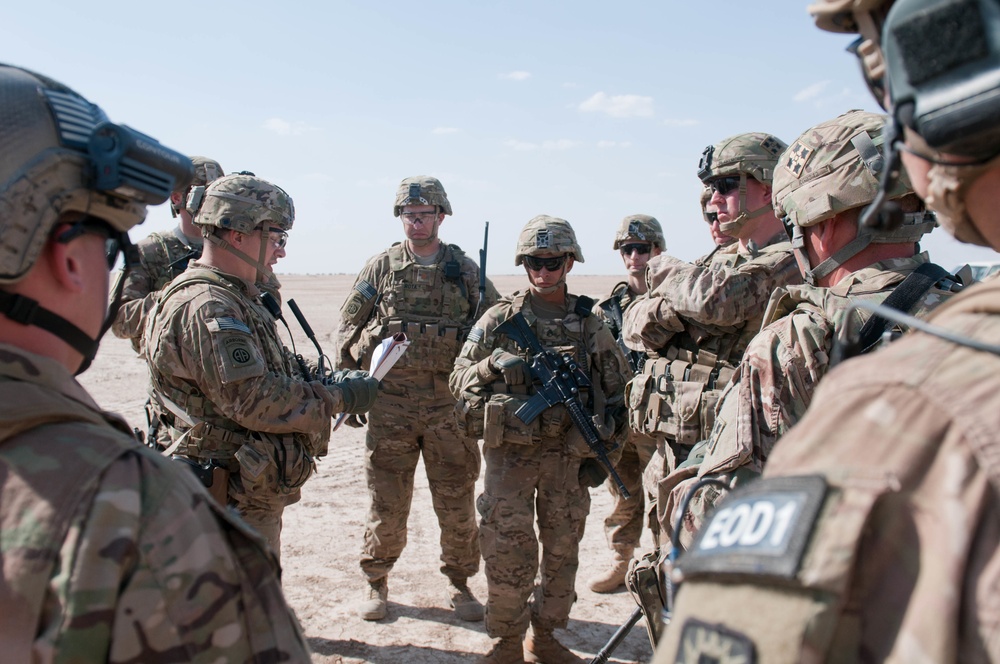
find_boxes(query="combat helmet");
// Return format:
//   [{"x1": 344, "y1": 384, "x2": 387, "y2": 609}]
[
  {"x1": 515, "y1": 215, "x2": 585, "y2": 265},
  {"x1": 697, "y1": 131, "x2": 787, "y2": 235},
  {"x1": 195, "y1": 173, "x2": 294, "y2": 234},
  {"x1": 774, "y1": 109, "x2": 935, "y2": 285},
  {"x1": 0, "y1": 63, "x2": 192, "y2": 371},
  {"x1": 393, "y1": 175, "x2": 453, "y2": 217},
  {"x1": 175, "y1": 155, "x2": 225, "y2": 217},
  {"x1": 613, "y1": 214, "x2": 664, "y2": 250}
]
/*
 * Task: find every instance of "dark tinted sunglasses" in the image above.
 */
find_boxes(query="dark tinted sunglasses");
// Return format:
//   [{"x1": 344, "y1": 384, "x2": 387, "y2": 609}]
[
  {"x1": 619, "y1": 243, "x2": 651, "y2": 256},
  {"x1": 523, "y1": 255, "x2": 567, "y2": 271},
  {"x1": 55, "y1": 216, "x2": 122, "y2": 270},
  {"x1": 709, "y1": 176, "x2": 741, "y2": 195}
]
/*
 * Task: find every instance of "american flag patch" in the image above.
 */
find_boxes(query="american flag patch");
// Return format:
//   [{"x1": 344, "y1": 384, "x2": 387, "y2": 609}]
[
  {"x1": 355, "y1": 280, "x2": 377, "y2": 300},
  {"x1": 467, "y1": 327, "x2": 484, "y2": 344},
  {"x1": 208, "y1": 317, "x2": 252, "y2": 334}
]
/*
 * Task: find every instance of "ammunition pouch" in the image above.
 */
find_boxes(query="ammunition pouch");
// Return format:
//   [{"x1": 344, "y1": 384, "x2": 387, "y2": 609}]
[
  {"x1": 626, "y1": 357, "x2": 735, "y2": 446},
  {"x1": 381, "y1": 319, "x2": 464, "y2": 373},
  {"x1": 626, "y1": 551, "x2": 667, "y2": 649},
  {"x1": 454, "y1": 397, "x2": 484, "y2": 438},
  {"x1": 483, "y1": 393, "x2": 538, "y2": 448},
  {"x1": 235, "y1": 432, "x2": 315, "y2": 496}
]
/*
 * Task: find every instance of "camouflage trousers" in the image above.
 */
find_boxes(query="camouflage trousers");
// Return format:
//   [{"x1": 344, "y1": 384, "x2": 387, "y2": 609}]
[
  {"x1": 600, "y1": 431, "x2": 659, "y2": 552},
  {"x1": 361, "y1": 395, "x2": 482, "y2": 583},
  {"x1": 478, "y1": 436, "x2": 592, "y2": 639}
]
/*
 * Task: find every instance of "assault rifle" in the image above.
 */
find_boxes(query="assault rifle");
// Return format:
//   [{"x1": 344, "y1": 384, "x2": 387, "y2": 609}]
[
  {"x1": 474, "y1": 221, "x2": 489, "y2": 320},
  {"x1": 494, "y1": 312, "x2": 630, "y2": 498}
]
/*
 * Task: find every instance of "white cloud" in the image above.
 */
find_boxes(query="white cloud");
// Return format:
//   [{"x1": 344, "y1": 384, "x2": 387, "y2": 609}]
[
  {"x1": 432, "y1": 127, "x2": 461, "y2": 135},
  {"x1": 793, "y1": 81, "x2": 830, "y2": 103},
  {"x1": 500, "y1": 71, "x2": 531, "y2": 81},
  {"x1": 578, "y1": 92, "x2": 654, "y2": 118},
  {"x1": 597, "y1": 140, "x2": 632, "y2": 149},
  {"x1": 662, "y1": 118, "x2": 699, "y2": 127},
  {"x1": 504, "y1": 138, "x2": 579, "y2": 151},
  {"x1": 262, "y1": 117, "x2": 319, "y2": 136}
]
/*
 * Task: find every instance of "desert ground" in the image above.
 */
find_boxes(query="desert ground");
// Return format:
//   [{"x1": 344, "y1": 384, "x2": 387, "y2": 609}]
[{"x1": 80, "y1": 273, "x2": 656, "y2": 664}]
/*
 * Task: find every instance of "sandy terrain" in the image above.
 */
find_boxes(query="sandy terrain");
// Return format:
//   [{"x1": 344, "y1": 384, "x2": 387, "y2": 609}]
[{"x1": 80, "y1": 273, "x2": 655, "y2": 664}]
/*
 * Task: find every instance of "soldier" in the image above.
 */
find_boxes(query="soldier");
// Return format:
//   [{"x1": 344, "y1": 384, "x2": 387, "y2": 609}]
[
  {"x1": 111, "y1": 156, "x2": 224, "y2": 449},
  {"x1": 587, "y1": 214, "x2": 664, "y2": 594},
  {"x1": 658, "y1": 110, "x2": 954, "y2": 550},
  {"x1": 653, "y1": 1, "x2": 1000, "y2": 661},
  {"x1": 144, "y1": 172, "x2": 379, "y2": 559},
  {"x1": 621, "y1": 132, "x2": 802, "y2": 529},
  {"x1": 0, "y1": 64, "x2": 309, "y2": 660},
  {"x1": 451, "y1": 215, "x2": 631, "y2": 664},
  {"x1": 697, "y1": 184, "x2": 737, "y2": 261},
  {"x1": 335, "y1": 176, "x2": 498, "y2": 622}
]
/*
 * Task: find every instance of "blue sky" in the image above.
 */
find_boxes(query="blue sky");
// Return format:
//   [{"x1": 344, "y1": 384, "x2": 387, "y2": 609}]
[{"x1": 5, "y1": 0, "x2": 997, "y2": 275}]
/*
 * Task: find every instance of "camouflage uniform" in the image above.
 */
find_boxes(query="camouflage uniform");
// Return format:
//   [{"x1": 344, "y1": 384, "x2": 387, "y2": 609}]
[
  {"x1": 658, "y1": 111, "x2": 948, "y2": 547},
  {"x1": 654, "y1": 278, "x2": 1000, "y2": 663},
  {"x1": 145, "y1": 174, "x2": 375, "y2": 557},
  {"x1": 590, "y1": 214, "x2": 665, "y2": 587},
  {"x1": 622, "y1": 235, "x2": 802, "y2": 466},
  {"x1": 0, "y1": 344, "x2": 310, "y2": 662},
  {"x1": 0, "y1": 64, "x2": 309, "y2": 662},
  {"x1": 451, "y1": 288, "x2": 630, "y2": 638},
  {"x1": 622, "y1": 133, "x2": 801, "y2": 492},
  {"x1": 450, "y1": 216, "x2": 631, "y2": 651},
  {"x1": 335, "y1": 176, "x2": 498, "y2": 602}
]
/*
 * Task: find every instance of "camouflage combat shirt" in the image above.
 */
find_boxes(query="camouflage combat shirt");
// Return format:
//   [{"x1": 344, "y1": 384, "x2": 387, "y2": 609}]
[
  {"x1": 0, "y1": 343, "x2": 309, "y2": 662},
  {"x1": 656, "y1": 276, "x2": 1000, "y2": 664}
]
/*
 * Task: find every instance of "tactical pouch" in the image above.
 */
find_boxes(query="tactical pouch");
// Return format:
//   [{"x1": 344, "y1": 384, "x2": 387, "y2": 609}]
[
  {"x1": 483, "y1": 393, "x2": 538, "y2": 448},
  {"x1": 661, "y1": 380, "x2": 704, "y2": 446},
  {"x1": 393, "y1": 330, "x2": 464, "y2": 373},
  {"x1": 626, "y1": 373, "x2": 654, "y2": 435},
  {"x1": 454, "y1": 398, "x2": 484, "y2": 439}
]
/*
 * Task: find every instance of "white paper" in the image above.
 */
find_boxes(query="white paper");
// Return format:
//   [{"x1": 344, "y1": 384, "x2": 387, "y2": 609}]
[{"x1": 332, "y1": 333, "x2": 410, "y2": 432}]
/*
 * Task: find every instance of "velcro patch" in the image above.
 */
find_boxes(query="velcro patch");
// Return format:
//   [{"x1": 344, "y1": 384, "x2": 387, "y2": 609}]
[
  {"x1": 206, "y1": 317, "x2": 252, "y2": 334},
  {"x1": 784, "y1": 141, "x2": 814, "y2": 179},
  {"x1": 680, "y1": 475, "x2": 827, "y2": 579},
  {"x1": 674, "y1": 618, "x2": 756, "y2": 664},
  {"x1": 355, "y1": 280, "x2": 377, "y2": 300},
  {"x1": 467, "y1": 327, "x2": 484, "y2": 344}
]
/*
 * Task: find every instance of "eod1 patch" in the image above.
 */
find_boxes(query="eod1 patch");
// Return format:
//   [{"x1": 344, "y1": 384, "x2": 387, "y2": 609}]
[{"x1": 679, "y1": 475, "x2": 827, "y2": 579}]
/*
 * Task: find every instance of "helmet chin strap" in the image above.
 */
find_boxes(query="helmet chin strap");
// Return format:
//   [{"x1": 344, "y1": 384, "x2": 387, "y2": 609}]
[
  {"x1": 205, "y1": 229, "x2": 276, "y2": 285},
  {"x1": 718, "y1": 174, "x2": 772, "y2": 235}
]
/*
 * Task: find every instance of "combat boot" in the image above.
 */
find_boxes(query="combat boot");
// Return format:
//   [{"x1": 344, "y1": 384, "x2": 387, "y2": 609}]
[
  {"x1": 359, "y1": 578, "x2": 388, "y2": 621},
  {"x1": 524, "y1": 626, "x2": 583, "y2": 664},
  {"x1": 477, "y1": 636, "x2": 526, "y2": 664},
  {"x1": 446, "y1": 578, "x2": 484, "y2": 622},
  {"x1": 587, "y1": 548, "x2": 633, "y2": 593}
]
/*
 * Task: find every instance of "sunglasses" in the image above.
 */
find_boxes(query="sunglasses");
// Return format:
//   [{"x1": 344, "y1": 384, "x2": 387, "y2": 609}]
[
  {"x1": 708, "y1": 176, "x2": 741, "y2": 195},
  {"x1": 619, "y1": 243, "x2": 651, "y2": 256},
  {"x1": 55, "y1": 216, "x2": 122, "y2": 270},
  {"x1": 266, "y1": 229, "x2": 288, "y2": 249},
  {"x1": 523, "y1": 255, "x2": 567, "y2": 271},
  {"x1": 400, "y1": 211, "x2": 439, "y2": 224}
]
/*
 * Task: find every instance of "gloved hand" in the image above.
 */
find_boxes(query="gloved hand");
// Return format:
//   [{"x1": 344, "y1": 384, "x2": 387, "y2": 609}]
[
  {"x1": 489, "y1": 349, "x2": 530, "y2": 386},
  {"x1": 344, "y1": 414, "x2": 368, "y2": 428},
  {"x1": 326, "y1": 369, "x2": 379, "y2": 414}
]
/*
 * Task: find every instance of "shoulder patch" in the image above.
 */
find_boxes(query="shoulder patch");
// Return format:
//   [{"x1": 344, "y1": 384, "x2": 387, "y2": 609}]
[
  {"x1": 674, "y1": 618, "x2": 756, "y2": 664},
  {"x1": 680, "y1": 475, "x2": 827, "y2": 579},
  {"x1": 206, "y1": 317, "x2": 252, "y2": 334},
  {"x1": 467, "y1": 327, "x2": 484, "y2": 344}
]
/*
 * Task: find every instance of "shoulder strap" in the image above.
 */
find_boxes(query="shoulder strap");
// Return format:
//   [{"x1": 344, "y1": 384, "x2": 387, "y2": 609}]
[
  {"x1": 855, "y1": 262, "x2": 951, "y2": 352},
  {"x1": 574, "y1": 295, "x2": 594, "y2": 318}
]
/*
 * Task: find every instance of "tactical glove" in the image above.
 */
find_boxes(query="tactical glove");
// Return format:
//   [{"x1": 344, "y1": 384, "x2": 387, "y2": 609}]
[
  {"x1": 489, "y1": 349, "x2": 530, "y2": 386},
  {"x1": 326, "y1": 370, "x2": 379, "y2": 414},
  {"x1": 344, "y1": 413, "x2": 368, "y2": 428}
]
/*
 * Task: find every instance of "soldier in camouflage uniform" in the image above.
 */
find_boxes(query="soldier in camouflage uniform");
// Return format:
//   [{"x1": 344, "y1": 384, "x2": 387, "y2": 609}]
[
  {"x1": 587, "y1": 215, "x2": 664, "y2": 594},
  {"x1": 657, "y1": 110, "x2": 954, "y2": 550},
  {"x1": 144, "y1": 172, "x2": 379, "y2": 559},
  {"x1": 653, "y1": 2, "x2": 1000, "y2": 661},
  {"x1": 697, "y1": 184, "x2": 737, "y2": 262},
  {"x1": 0, "y1": 64, "x2": 310, "y2": 661},
  {"x1": 335, "y1": 176, "x2": 498, "y2": 622},
  {"x1": 451, "y1": 216, "x2": 631, "y2": 664},
  {"x1": 111, "y1": 156, "x2": 224, "y2": 449},
  {"x1": 621, "y1": 133, "x2": 802, "y2": 544}
]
